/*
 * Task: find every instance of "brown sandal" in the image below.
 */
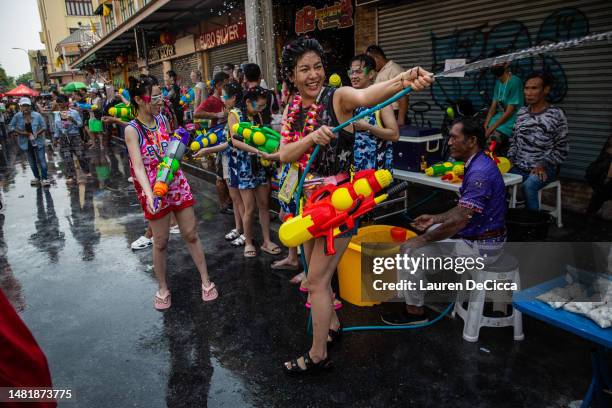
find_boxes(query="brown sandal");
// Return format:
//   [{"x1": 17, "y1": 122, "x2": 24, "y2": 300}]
[
  {"x1": 244, "y1": 245, "x2": 257, "y2": 258},
  {"x1": 260, "y1": 243, "x2": 281, "y2": 255}
]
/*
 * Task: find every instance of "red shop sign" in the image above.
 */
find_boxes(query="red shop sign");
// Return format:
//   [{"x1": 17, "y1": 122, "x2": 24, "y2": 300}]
[
  {"x1": 295, "y1": 0, "x2": 354, "y2": 35},
  {"x1": 199, "y1": 20, "x2": 246, "y2": 50}
]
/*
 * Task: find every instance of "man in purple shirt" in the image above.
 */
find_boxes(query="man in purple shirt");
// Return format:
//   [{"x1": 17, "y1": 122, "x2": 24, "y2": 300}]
[{"x1": 382, "y1": 118, "x2": 507, "y2": 325}]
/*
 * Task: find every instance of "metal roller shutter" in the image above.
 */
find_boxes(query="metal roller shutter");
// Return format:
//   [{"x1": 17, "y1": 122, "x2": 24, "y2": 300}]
[
  {"x1": 172, "y1": 53, "x2": 200, "y2": 87},
  {"x1": 148, "y1": 63, "x2": 164, "y2": 84},
  {"x1": 208, "y1": 42, "x2": 248, "y2": 77},
  {"x1": 378, "y1": 0, "x2": 612, "y2": 180}
]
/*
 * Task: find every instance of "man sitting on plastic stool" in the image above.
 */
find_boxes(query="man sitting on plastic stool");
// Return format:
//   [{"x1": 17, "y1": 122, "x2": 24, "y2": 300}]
[
  {"x1": 381, "y1": 118, "x2": 508, "y2": 326},
  {"x1": 508, "y1": 72, "x2": 569, "y2": 210}
]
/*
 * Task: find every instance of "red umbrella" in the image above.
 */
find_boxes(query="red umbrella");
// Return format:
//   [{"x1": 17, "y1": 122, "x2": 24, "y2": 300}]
[{"x1": 5, "y1": 84, "x2": 39, "y2": 97}]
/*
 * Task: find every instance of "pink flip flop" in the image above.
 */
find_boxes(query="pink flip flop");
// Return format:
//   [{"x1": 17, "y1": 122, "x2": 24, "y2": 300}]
[
  {"x1": 202, "y1": 281, "x2": 218, "y2": 302},
  {"x1": 299, "y1": 286, "x2": 308, "y2": 293},
  {"x1": 305, "y1": 295, "x2": 343, "y2": 310},
  {"x1": 154, "y1": 291, "x2": 171, "y2": 310}
]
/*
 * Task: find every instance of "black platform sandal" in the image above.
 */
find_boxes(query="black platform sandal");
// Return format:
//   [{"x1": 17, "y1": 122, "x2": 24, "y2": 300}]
[
  {"x1": 284, "y1": 352, "x2": 332, "y2": 375},
  {"x1": 327, "y1": 325, "x2": 343, "y2": 349}
]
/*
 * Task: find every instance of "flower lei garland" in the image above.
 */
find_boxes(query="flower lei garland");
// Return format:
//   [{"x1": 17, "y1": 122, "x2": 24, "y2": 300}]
[{"x1": 280, "y1": 94, "x2": 323, "y2": 170}]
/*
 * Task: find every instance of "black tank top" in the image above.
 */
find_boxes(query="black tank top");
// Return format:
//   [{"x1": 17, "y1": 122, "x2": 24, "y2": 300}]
[{"x1": 306, "y1": 87, "x2": 354, "y2": 177}]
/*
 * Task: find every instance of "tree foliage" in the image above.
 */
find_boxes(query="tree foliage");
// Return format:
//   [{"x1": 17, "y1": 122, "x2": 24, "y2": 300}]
[
  {"x1": 0, "y1": 64, "x2": 15, "y2": 90},
  {"x1": 15, "y1": 72, "x2": 33, "y2": 86}
]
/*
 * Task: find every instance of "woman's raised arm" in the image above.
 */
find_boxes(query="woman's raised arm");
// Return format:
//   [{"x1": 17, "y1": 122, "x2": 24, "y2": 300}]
[{"x1": 335, "y1": 67, "x2": 434, "y2": 117}]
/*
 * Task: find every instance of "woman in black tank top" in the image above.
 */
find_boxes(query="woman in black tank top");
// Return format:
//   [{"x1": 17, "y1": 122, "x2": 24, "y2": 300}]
[{"x1": 279, "y1": 37, "x2": 433, "y2": 374}]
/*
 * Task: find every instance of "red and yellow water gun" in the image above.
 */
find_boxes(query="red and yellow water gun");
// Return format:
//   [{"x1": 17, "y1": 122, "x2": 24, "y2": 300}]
[
  {"x1": 486, "y1": 140, "x2": 511, "y2": 174},
  {"x1": 424, "y1": 161, "x2": 465, "y2": 183},
  {"x1": 441, "y1": 168, "x2": 464, "y2": 183},
  {"x1": 279, "y1": 169, "x2": 407, "y2": 255}
]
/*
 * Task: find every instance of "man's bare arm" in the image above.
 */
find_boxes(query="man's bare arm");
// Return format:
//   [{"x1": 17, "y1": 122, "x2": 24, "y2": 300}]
[{"x1": 420, "y1": 206, "x2": 473, "y2": 243}]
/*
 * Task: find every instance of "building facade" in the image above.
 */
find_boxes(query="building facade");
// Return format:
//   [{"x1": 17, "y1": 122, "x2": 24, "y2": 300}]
[
  {"x1": 26, "y1": 50, "x2": 48, "y2": 89},
  {"x1": 37, "y1": 0, "x2": 101, "y2": 84},
  {"x1": 73, "y1": 1, "x2": 256, "y2": 88}
]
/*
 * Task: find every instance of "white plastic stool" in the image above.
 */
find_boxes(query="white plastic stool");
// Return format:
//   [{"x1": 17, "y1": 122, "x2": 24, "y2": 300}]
[
  {"x1": 538, "y1": 180, "x2": 563, "y2": 228},
  {"x1": 453, "y1": 253, "x2": 524, "y2": 342}
]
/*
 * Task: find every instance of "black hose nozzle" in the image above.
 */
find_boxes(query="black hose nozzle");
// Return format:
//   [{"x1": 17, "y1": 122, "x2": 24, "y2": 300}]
[{"x1": 385, "y1": 181, "x2": 409, "y2": 196}]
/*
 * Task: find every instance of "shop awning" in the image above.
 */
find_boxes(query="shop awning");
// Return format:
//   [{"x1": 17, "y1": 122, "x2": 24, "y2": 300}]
[
  {"x1": 79, "y1": 53, "x2": 99, "y2": 66},
  {"x1": 71, "y1": 0, "x2": 236, "y2": 69},
  {"x1": 72, "y1": 0, "x2": 171, "y2": 68}
]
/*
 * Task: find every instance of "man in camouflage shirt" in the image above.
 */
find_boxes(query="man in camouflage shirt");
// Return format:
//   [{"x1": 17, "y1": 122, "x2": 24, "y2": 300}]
[{"x1": 509, "y1": 72, "x2": 569, "y2": 210}]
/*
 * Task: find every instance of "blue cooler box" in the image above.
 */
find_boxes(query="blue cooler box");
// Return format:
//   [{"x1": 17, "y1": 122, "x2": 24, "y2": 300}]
[{"x1": 393, "y1": 127, "x2": 443, "y2": 171}]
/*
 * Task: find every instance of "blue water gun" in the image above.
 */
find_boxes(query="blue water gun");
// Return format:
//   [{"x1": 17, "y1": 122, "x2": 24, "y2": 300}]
[
  {"x1": 190, "y1": 123, "x2": 225, "y2": 151},
  {"x1": 180, "y1": 88, "x2": 195, "y2": 106},
  {"x1": 75, "y1": 102, "x2": 99, "y2": 111},
  {"x1": 118, "y1": 88, "x2": 130, "y2": 102}
]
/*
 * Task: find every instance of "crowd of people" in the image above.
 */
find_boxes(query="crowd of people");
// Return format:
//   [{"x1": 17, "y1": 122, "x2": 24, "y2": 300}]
[
  {"x1": 0, "y1": 85, "x2": 123, "y2": 187},
  {"x1": 1, "y1": 35, "x2": 611, "y2": 376}
]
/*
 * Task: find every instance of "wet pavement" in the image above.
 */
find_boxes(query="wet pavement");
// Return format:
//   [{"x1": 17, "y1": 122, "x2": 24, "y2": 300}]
[{"x1": 0, "y1": 141, "x2": 610, "y2": 408}]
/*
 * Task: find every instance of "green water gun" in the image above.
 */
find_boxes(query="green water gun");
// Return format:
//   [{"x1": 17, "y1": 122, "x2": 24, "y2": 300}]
[
  {"x1": 425, "y1": 161, "x2": 464, "y2": 177},
  {"x1": 108, "y1": 103, "x2": 134, "y2": 122},
  {"x1": 231, "y1": 122, "x2": 280, "y2": 154}
]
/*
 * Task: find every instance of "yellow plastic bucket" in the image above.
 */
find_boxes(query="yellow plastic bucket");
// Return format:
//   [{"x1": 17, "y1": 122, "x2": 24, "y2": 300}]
[{"x1": 337, "y1": 225, "x2": 416, "y2": 307}]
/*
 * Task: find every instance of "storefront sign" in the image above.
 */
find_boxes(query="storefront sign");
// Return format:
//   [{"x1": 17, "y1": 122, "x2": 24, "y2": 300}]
[
  {"x1": 148, "y1": 44, "x2": 176, "y2": 62},
  {"x1": 295, "y1": 1, "x2": 354, "y2": 35},
  {"x1": 198, "y1": 21, "x2": 247, "y2": 51}
]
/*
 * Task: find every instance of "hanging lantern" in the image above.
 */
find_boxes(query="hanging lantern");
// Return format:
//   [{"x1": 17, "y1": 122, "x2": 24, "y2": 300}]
[{"x1": 159, "y1": 32, "x2": 176, "y2": 45}]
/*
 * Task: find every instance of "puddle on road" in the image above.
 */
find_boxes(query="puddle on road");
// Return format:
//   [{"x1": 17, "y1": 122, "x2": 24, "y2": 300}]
[
  {"x1": 208, "y1": 353, "x2": 254, "y2": 407},
  {"x1": 1, "y1": 148, "x2": 258, "y2": 407}
]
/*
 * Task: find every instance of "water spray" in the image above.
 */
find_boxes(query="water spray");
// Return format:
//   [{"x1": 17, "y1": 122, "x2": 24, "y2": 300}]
[
  {"x1": 437, "y1": 30, "x2": 612, "y2": 78},
  {"x1": 295, "y1": 30, "x2": 612, "y2": 334}
]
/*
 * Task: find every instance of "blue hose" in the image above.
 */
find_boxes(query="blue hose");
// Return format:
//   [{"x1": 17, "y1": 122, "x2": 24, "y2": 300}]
[{"x1": 342, "y1": 303, "x2": 454, "y2": 333}]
